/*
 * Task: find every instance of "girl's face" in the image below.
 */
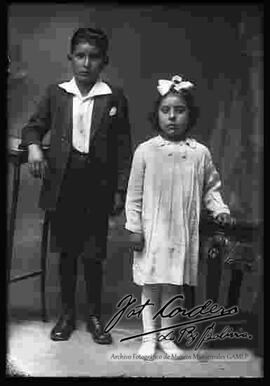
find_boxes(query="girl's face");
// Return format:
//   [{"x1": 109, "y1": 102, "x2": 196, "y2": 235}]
[
  {"x1": 69, "y1": 41, "x2": 105, "y2": 85},
  {"x1": 158, "y1": 93, "x2": 189, "y2": 141}
]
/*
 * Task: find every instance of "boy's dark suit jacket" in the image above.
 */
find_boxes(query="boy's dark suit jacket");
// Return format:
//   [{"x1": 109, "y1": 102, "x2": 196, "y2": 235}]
[{"x1": 21, "y1": 83, "x2": 132, "y2": 214}]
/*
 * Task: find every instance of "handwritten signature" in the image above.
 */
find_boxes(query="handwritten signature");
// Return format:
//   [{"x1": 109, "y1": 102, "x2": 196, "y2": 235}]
[
  {"x1": 157, "y1": 322, "x2": 252, "y2": 350},
  {"x1": 104, "y1": 294, "x2": 253, "y2": 350}
]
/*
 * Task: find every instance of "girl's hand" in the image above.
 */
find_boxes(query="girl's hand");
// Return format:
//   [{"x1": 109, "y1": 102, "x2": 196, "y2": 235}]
[
  {"x1": 129, "y1": 232, "x2": 144, "y2": 252},
  {"x1": 28, "y1": 144, "x2": 47, "y2": 179},
  {"x1": 215, "y1": 213, "x2": 232, "y2": 227}
]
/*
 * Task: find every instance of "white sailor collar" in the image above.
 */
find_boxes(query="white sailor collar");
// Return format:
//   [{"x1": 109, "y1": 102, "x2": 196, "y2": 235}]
[
  {"x1": 58, "y1": 77, "x2": 112, "y2": 100},
  {"x1": 155, "y1": 135, "x2": 197, "y2": 149}
]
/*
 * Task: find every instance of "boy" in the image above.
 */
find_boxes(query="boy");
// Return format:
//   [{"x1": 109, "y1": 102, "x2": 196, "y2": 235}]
[{"x1": 21, "y1": 27, "x2": 132, "y2": 344}]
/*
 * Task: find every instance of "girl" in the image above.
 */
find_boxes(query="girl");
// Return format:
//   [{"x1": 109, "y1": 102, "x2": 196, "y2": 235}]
[{"x1": 125, "y1": 75, "x2": 231, "y2": 358}]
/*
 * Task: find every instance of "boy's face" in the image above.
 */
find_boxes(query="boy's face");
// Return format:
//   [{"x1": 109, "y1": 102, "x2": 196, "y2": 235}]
[
  {"x1": 69, "y1": 41, "x2": 106, "y2": 85},
  {"x1": 158, "y1": 93, "x2": 189, "y2": 141}
]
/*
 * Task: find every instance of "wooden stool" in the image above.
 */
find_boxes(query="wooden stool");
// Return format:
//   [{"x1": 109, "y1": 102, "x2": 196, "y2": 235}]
[{"x1": 7, "y1": 136, "x2": 50, "y2": 322}]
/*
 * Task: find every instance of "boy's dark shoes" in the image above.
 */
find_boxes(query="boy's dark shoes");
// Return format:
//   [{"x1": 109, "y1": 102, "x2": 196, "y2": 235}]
[
  {"x1": 86, "y1": 315, "x2": 112, "y2": 345},
  {"x1": 50, "y1": 314, "x2": 76, "y2": 341}
]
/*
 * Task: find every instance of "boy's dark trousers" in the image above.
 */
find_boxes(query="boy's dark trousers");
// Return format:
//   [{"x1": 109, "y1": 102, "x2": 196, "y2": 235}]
[
  {"x1": 58, "y1": 252, "x2": 103, "y2": 320},
  {"x1": 50, "y1": 149, "x2": 112, "y2": 344},
  {"x1": 52, "y1": 250, "x2": 111, "y2": 344}
]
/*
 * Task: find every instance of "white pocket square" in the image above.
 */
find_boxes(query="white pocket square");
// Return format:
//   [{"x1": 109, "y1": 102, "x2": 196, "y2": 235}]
[{"x1": 109, "y1": 106, "x2": 117, "y2": 116}]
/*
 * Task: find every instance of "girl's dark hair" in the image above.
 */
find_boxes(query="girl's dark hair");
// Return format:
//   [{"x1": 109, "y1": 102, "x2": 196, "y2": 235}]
[
  {"x1": 70, "y1": 27, "x2": 109, "y2": 63},
  {"x1": 148, "y1": 88, "x2": 199, "y2": 133}
]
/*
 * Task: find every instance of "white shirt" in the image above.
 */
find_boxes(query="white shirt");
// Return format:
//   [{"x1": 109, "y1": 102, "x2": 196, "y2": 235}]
[{"x1": 58, "y1": 77, "x2": 112, "y2": 153}]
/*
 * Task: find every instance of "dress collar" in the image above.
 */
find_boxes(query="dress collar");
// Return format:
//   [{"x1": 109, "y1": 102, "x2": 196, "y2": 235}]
[
  {"x1": 58, "y1": 77, "x2": 112, "y2": 100},
  {"x1": 155, "y1": 135, "x2": 197, "y2": 149}
]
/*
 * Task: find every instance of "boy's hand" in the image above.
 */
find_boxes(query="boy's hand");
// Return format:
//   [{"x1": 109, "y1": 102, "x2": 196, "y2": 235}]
[
  {"x1": 129, "y1": 232, "x2": 144, "y2": 252},
  {"x1": 111, "y1": 191, "x2": 125, "y2": 216},
  {"x1": 28, "y1": 144, "x2": 47, "y2": 178}
]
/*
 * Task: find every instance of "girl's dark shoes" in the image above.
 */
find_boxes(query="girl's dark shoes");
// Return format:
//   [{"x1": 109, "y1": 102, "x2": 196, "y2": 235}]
[
  {"x1": 50, "y1": 314, "x2": 76, "y2": 341},
  {"x1": 86, "y1": 315, "x2": 112, "y2": 344}
]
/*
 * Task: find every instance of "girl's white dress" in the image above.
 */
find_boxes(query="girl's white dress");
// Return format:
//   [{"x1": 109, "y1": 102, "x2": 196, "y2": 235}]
[{"x1": 125, "y1": 135, "x2": 230, "y2": 286}]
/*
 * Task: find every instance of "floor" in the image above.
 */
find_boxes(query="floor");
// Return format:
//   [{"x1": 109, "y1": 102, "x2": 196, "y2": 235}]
[{"x1": 6, "y1": 316, "x2": 263, "y2": 378}]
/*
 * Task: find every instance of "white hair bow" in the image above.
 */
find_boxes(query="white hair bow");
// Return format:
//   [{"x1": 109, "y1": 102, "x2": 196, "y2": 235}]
[{"x1": 157, "y1": 75, "x2": 194, "y2": 96}]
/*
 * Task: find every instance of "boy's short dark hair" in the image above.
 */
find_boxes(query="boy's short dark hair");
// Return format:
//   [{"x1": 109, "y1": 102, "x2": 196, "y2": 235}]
[
  {"x1": 148, "y1": 89, "x2": 199, "y2": 133},
  {"x1": 70, "y1": 27, "x2": 109, "y2": 58}
]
